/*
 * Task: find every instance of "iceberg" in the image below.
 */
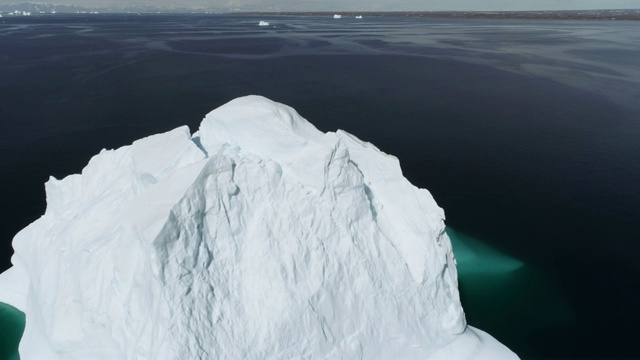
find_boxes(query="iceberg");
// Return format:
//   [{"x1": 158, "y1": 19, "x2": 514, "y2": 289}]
[
  {"x1": 0, "y1": 96, "x2": 517, "y2": 359},
  {"x1": 333, "y1": 14, "x2": 342, "y2": 19},
  {"x1": 258, "y1": 20, "x2": 269, "y2": 26}
]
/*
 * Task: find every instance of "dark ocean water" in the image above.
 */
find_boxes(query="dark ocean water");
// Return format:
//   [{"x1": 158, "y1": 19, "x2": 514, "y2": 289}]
[{"x1": 1, "y1": 14, "x2": 639, "y2": 358}]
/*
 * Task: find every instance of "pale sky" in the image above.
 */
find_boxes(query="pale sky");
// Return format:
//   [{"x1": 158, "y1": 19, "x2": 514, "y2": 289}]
[{"x1": 0, "y1": 0, "x2": 638, "y2": 11}]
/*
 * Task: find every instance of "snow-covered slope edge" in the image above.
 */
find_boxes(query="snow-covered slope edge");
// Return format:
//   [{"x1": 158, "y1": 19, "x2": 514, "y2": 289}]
[{"x1": 0, "y1": 95, "x2": 518, "y2": 359}]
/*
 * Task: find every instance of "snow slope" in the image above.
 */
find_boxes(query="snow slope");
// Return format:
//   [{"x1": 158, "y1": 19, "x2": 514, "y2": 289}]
[{"x1": 0, "y1": 95, "x2": 517, "y2": 359}]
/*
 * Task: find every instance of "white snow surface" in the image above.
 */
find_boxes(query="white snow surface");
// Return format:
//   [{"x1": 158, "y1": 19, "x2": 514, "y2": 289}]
[{"x1": 0, "y1": 95, "x2": 518, "y2": 359}]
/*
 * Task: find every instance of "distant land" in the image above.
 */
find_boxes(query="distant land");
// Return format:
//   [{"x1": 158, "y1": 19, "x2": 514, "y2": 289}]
[
  {"x1": 249, "y1": 10, "x2": 640, "y2": 21},
  {"x1": 0, "y1": 3, "x2": 639, "y2": 20},
  {"x1": 0, "y1": 3, "x2": 220, "y2": 14}
]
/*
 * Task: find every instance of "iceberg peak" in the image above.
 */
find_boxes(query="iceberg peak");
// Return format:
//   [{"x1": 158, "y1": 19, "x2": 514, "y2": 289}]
[
  {"x1": 199, "y1": 95, "x2": 325, "y2": 160},
  {"x1": 0, "y1": 95, "x2": 517, "y2": 359}
]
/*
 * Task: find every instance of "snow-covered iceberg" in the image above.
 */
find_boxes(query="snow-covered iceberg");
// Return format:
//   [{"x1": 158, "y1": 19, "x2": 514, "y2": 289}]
[{"x1": 0, "y1": 96, "x2": 517, "y2": 359}]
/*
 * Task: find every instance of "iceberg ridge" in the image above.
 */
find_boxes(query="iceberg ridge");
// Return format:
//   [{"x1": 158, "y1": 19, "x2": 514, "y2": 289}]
[{"x1": 0, "y1": 95, "x2": 517, "y2": 359}]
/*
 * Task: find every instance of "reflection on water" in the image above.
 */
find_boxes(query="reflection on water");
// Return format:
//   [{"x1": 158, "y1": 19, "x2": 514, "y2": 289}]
[{"x1": 0, "y1": 302, "x2": 24, "y2": 360}]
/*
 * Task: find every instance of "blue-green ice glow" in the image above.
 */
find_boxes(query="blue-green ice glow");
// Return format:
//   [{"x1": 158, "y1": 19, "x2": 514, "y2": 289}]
[
  {"x1": 0, "y1": 302, "x2": 24, "y2": 360},
  {"x1": 447, "y1": 227, "x2": 574, "y2": 355},
  {"x1": 447, "y1": 228, "x2": 524, "y2": 275}
]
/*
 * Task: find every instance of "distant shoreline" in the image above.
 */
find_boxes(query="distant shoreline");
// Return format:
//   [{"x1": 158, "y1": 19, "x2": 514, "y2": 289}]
[
  {"x1": 2, "y1": 8, "x2": 639, "y2": 20},
  {"x1": 243, "y1": 10, "x2": 640, "y2": 21}
]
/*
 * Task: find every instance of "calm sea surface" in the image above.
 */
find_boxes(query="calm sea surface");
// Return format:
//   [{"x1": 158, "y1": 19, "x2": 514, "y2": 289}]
[{"x1": 1, "y1": 14, "x2": 639, "y2": 358}]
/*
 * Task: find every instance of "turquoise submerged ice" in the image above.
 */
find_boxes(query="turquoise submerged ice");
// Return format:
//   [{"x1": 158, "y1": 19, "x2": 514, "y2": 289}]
[
  {"x1": 0, "y1": 302, "x2": 24, "y2": 360},
  {"x1": 0, "y1": 96, "x2": 517, "y2": 359}
]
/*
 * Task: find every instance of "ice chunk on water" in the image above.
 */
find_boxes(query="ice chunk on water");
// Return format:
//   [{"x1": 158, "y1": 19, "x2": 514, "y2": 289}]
[{"x1": 0, "y1": 95, "x2": 518, "y2": 359}]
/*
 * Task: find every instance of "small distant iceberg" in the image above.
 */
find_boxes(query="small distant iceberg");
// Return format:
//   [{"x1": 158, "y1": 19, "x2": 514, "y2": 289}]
[
  {"x1": 333, "y1": 14, "x2": 341, "y2": 19},
  {"x1": 258, "y1": 20, "x2": 269, "y2": 26},
  {"x1": 7, "y1": 10, "x2": 30, "y2": 16},
  {"x1": 355, "y1": 15, "x2": 363, "y2": 19}
]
